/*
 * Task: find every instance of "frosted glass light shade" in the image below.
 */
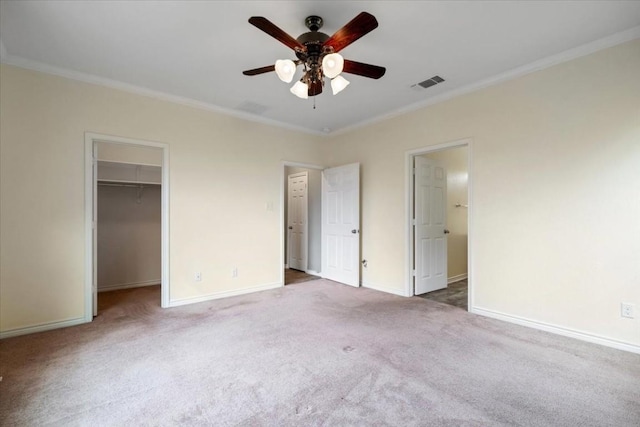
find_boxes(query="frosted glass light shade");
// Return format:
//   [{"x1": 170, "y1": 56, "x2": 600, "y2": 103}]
[
  {"x1": 275, "y1": 59, "x2": 296, "y2": 83},
  {"x1": 290, "y1": 80, "x2": 309, "y2": 99},
  {"x1": 331, "y1": 75, "x2": 350, "y2": 95},
  {"x1": 322, "y1": 53, "x2": 344, "y2": 79}
]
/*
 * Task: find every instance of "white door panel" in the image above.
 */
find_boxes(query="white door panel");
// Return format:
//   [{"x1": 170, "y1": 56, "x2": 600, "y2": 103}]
[
  {"x1": 322, "y1": 163, "x2": 360, "y2": 287},
  {"x1": 288, "y1": 172, "x2": 308, "y2": 271},
  {"x1": 415, "y1": 156, "x2": 447, "y2": 295}
]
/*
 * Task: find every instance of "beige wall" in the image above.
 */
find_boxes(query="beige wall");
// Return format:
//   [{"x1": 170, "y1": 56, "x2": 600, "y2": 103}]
[
  {"x1": 0, "y1": 64, "x2": 323, "y2": 332},
  {"x1": 424, "y1": 147, "x2": 468, "y2": 279},
  {"x1": 325, "y1": 40, "x2": 640, "y2": 347},
  {"x1": 1, "y1": 40, "x2": 639, "y2": 349}
]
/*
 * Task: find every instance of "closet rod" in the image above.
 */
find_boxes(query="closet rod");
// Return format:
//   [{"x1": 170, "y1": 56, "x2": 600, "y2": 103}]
[{"x1": 98, "y1": 182, "x2": 159, "y2": 188}]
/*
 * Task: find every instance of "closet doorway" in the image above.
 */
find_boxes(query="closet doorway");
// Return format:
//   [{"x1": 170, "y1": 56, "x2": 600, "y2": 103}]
[
  {"x1": 85, "y1": 133, "x2": 170, "y2": 321},
  {"x1": 282, "y1": 162, "x2": 323, "y2": 285}
]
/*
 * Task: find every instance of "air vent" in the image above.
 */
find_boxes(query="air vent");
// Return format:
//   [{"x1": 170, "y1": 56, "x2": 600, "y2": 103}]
[
  {"x1": 411, "y1": 75, "x2": 445, "y2": 91},
  {"x1": 236, "y1": 101, "x2": 269, "y2": 115}
]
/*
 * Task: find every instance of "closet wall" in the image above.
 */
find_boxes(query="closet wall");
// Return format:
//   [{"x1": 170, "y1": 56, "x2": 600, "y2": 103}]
[{"x1": 96, "y1": 143, "x2": 162, "y2": 291}]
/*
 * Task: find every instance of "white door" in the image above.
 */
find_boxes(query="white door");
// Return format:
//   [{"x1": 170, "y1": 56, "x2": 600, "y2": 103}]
[
  {"x1": 414, "y1": 156, "x2": 448, "y2": 295},
  {"x1": 92, "y1": 143, "x2": 98, "y2": 316},
  {"x1": 287, "y1": 172, "x2": 308, "y2": 271},
  {"x1": 321, "y1": 163, "x2": 360, "y2": 287}
]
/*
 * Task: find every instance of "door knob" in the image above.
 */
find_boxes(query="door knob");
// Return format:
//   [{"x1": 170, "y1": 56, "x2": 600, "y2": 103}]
[
  {"x1": 444, "y1": 229, "x2": 450, "y2": 234},
  {"x1": 351, "y1": 229, "x2": 359, "y2": 234},
  {"x1": 288, "y1": 226, "x2": 293, "y2": 230}
]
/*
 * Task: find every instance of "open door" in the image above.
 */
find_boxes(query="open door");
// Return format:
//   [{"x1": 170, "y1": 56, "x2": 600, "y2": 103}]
[
  {"x1": 414, "y1": 156, "x2": 448, "y2": 295},
  {"x1": 287, "y1": 172, "x2": 308, "y2": 271},
  {"x1": 321, "y1": 163, "x2": 360, "y2": 287}
]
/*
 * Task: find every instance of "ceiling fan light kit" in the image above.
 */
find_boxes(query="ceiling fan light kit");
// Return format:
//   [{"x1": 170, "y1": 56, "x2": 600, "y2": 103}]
[
  {"x1": 275, "y1": 59, "x2": 296, "y2": 83},
  {"x1": 243, "y1": 12, "x2": 386, "y2": 101},
  {"x1": 290, "y1": 80, "x2": 309, "y2": 99},
  {"x1": 331, "y1": 75, "x2": 350, "y2": 95},
  {"x1": 321, "y1": 53, "x2": 344, "y2": 79}
]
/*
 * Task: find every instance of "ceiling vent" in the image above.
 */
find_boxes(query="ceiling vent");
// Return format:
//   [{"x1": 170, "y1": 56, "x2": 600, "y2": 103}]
[
  {"x1": 411, "y1": 75, "x2": 445, "y2": 91},
  {"x1": 236, "y1": 101, "x2": 269, "y2": 115}
]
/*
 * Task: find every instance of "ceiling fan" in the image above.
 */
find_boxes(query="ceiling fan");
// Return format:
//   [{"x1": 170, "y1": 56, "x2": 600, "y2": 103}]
[{"x1": 242, "y1": 12, "x2": 386, "y2": 99}]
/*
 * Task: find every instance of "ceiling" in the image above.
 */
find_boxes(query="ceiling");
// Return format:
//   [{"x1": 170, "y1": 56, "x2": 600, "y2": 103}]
[{"x1": 1, "y1": 1, "x2": 639, "y2": 135}]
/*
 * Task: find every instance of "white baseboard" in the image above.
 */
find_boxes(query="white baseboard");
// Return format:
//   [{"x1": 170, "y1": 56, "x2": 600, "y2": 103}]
[
  {"x1": 448, "y1": 273, "x2": 468, "y2": 284},
  {"x1": 98, "y1": 279, "x2": 160, "y2": 292},
  {"x1": 169, "y1": 282, "x2": 282, "y2": 307},
  {"x1": 305, "y1": 270, "x2": 320, "y2": 276},
  {"x1": 362, "y1": 281, "x2": 410, "y2": 297},
  {"x1": 471, "y1": 306, "x2": 640, "y2": 354},
  {"x1": 0, "y1": 317, "x2": 87, "y2": 339}
]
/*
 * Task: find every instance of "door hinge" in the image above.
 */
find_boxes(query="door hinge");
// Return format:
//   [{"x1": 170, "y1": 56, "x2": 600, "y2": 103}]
[
  {"x1": 412, "y1": 167, "x2": 416, "y2": 175},
  {"x1": 412, "y1": 218, "x2": 416, "y2": 226},
  {"x1": 92, "y1": 221, "x2": 96, "y2": 229},
  {"x1": 412, "y1": 269, "x2": 416, "y2": 277}
]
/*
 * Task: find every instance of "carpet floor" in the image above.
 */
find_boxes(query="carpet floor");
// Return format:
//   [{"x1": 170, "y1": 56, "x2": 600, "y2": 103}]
[{"x1": 1, "y1": 280, "x2": 639, "y2": 426}]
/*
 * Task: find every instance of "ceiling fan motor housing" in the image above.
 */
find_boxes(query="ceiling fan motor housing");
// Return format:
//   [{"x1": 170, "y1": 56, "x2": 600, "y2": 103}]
[
  {"x1": 296, "y1": 32, "x2": 330, "y2": 80},
  {"x1": 296, "y1": 23, "x2": 331, "y2": 59},
  {"x1": 296, "y1": 17, "x2": 332, "y2": 85}
]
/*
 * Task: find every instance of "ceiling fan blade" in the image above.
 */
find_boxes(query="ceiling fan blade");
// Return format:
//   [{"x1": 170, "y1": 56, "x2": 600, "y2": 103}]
[
  {"x1": 322, "y1": 12, "x2": 379, "y2": 53},
  {"x1": 248, "y1": 17, "x2": 305, "y2": 51},
  {"x1": 308, "y1": 80, "x2": 323, "y2": 97},
  {"x1": 242, "y1": 65, "x2": 276, "y2": 76},
  {"x1": 342, "y1": 60, "x2": 386, "y2": 79}
]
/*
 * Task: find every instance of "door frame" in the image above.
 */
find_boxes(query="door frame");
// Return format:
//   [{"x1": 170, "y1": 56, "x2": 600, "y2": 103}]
[
  {"x1": 84, "y1": 132, "x2": 170, "y2": 321},
  {"x1": 280, "y1": 161, "x2": 324, "y2": 286},
  {"x1": 405, "y1": 138, "x2": 473, "y2": 308}
]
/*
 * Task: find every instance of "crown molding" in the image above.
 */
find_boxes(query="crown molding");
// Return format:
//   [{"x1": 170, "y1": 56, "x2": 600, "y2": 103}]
[
  {"x1": 332, "y1": 25, "x2": 640, "y2": 136},
  {"x1": 0, "y1": 54, "x2": 325, "y2": 137},
  {"x1": 1, "y1": 25, "x2": 638, "y2": 137}
]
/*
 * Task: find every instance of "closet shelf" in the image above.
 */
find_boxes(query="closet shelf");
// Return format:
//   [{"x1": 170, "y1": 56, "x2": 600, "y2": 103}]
[{"x1": 97, "y1": 160, "x2": 161, "y2": 185}]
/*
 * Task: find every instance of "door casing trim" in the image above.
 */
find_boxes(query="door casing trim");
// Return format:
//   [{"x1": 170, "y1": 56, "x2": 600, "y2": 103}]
[{"x1": 84, "y1": 132, "x2": 170, "y2": 321}]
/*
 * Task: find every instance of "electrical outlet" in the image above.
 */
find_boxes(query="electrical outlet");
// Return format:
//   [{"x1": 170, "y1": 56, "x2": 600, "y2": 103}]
[
  {"x1": 195, "y1": 272, "x2": 202, "y2": 282},
  {"x1": 232, "y1": 268, "x2": 238, "y2": 278},
  {"x1": 621, "y1": 303, "x2": 635, "y2": 319}
]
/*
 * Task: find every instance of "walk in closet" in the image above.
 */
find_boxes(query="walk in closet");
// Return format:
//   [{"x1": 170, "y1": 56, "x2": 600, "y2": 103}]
[{"x1": 97, "y1": 158, "x2": 162, "y2": 293}]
